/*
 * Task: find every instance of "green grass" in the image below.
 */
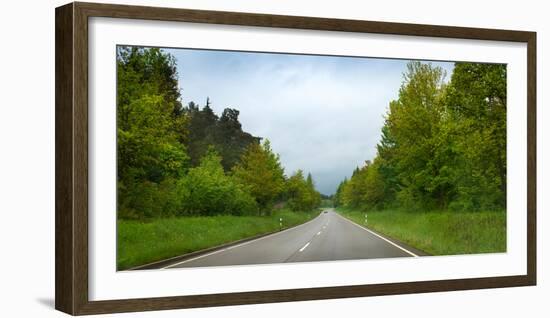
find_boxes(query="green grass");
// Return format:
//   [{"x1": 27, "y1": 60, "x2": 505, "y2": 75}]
[
  {"x1": 337, "y1": 208, "x2": 506, "y2": 256},
  {"x1": 117, "y1": 209, "x2": 316, "y2": 270}
]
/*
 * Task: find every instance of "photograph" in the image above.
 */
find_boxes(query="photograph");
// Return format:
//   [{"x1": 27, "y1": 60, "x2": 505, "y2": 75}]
[{"x1": 115, "y1": 46, "x2": 507, "y2": 271}]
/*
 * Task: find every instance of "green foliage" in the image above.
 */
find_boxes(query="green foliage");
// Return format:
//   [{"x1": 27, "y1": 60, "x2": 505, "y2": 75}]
[
  {"x1": 333, "y1": 178, "x2": 347, "y2": 207},
  {"x1": 232, "y1": 140, "x2": 286, "y2": 212},
  {"x1": 319, "y1": 199, "x2": 334, "y2": 208},
  {"x1": 115, "y1": 47, "x2": 341, "y2": 220},
  {"x1": 177, "y1": 149, "x2": 258, "y2": 216},
  {"x1": 285, "y1": 171, "x2": 322, "y2": 211},
  {"x1": 444, "y1": 63, "x2": 507, "y2": 210},
  {"x1": 115, "y1": 47, "x2": 325, "y2": 268},
  {"x1": 337, "y1": 61, "x2": 506, "y2": 212},
  {"x1": 117, "y1": 47, "x2": 190, "y2": 218},
  {"x1": 338, "y1": 160, "x2": 385, "y2": 210},
  {"x1": 183, "y1": 99, "x2": 260, "y2": 171},
  {"x1": 383, "y1": 61, "x2": 448, "y2": 209}
]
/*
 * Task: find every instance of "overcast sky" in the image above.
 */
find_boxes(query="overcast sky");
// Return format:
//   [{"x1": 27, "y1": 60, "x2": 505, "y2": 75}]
[{"x1": 165, "y1": 48, "x2": 454, "y2": 195}]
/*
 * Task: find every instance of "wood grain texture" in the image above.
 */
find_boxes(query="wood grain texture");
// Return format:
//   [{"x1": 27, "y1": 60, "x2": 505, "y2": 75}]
[
  {"x1": 74, "y1": 276, "x2": 533, "y2": 315},
  {"x1": 73, "y1": 2, "x2": 90, "y2": 313},
  {"x1": 55, "y1": 2, "x2": 75, "y2": 314},
  {"x1": 55, "y1": 2, "x2": 537, "y2": 315},
  {"x1": 75, "y1": 1, "x2": 532, "y2": 41},
  {"x1": 526, "y1": 33, "x2": 537, "y2": 286}
]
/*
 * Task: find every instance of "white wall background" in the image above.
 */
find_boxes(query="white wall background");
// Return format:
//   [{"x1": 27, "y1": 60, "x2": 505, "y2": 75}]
[{"x1": 0, "y1": 0, "x2": 547, "y2": 317}]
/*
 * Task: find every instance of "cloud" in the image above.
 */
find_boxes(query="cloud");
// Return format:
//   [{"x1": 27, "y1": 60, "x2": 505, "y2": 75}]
[{"x1": 166, "y1": 48, "x2": 454, "y2": 194}]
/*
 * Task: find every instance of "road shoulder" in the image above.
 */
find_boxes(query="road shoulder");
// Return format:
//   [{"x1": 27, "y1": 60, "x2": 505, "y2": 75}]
[
  {"x1": 128, "y1": 213, "x2": 323, "y2": 270},
  {"x1": 334, "y1": 212, "x2": 430, "y2": 257}
]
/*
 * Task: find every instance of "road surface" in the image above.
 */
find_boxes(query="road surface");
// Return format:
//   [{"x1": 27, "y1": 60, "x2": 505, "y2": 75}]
[{"x1": 162, "y1": 209, "x2": 418, "y2": 269}]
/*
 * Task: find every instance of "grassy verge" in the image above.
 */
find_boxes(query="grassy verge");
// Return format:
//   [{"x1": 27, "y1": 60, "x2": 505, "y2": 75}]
[
  {"x1": 117, "y1": 209, "x2": 316, "y2": 270},
  {"x1": 337, "y1": 208, "x2": 506, "y2": 256}
]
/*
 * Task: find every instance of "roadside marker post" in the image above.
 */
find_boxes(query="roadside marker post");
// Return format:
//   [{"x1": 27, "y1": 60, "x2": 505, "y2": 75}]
[
  {"x1": 279, "y1": 217, "x2": 283, "y2": 231},
  {"x1": 364, "y1": 213, "x2": 368, "y2": 225}
]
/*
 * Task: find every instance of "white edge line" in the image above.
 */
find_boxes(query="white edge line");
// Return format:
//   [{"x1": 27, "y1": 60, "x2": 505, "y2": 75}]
[
  {"x1": 336, "y1": 213, "x2": 419, "y2": 257},
  {"x1": 299, "y1": 242, "x2": 310, "y2": 252},
  {"x1": 162, "y1": 213, "x2": 323, "y2": 269}
]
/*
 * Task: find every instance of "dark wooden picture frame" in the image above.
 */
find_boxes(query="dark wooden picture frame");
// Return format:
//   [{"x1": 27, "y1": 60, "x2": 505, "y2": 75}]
[{"x1": 55, "y1": 2, "x2": 536, "y2": 315}]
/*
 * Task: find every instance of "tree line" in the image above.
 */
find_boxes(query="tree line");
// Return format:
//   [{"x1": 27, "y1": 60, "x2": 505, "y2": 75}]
[
  {"x1": 334, "y1": 61, "x2": 506, "y2": 212},
  {"x1": 117, "y1": 47, "x2": 321, "y2": 219}
]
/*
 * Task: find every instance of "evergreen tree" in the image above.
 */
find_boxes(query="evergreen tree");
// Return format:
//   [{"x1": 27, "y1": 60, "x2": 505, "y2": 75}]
[{"x1": 183, "y1": 101, "x2": 260, "y2": 170}]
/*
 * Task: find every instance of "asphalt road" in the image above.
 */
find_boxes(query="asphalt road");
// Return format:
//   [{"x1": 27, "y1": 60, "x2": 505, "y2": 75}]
[{"x1": 163, "y1": 209, "x2": 418, "y2": 269}]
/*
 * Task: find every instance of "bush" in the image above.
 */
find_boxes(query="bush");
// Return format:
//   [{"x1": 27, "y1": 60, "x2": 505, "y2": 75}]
[
  {"x1": 117, "y1": 178, "x2": 181, "y2": 219},
  {"x1": 177, "y1": 149, "x2": 258, "y2": 216}
]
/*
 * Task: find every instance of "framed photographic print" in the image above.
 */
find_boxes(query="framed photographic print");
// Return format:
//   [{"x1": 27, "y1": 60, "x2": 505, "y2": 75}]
[{"x1": 55, "y1": 2, "x2": 536, "y2": 315}]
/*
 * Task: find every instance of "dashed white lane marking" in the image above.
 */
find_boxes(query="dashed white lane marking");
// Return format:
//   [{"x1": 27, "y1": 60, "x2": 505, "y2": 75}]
[
  {"x1": 162, "y1": 214, "x2": 323, "y2": 269},
  {"x1": 299, "y1": 242, "x2": 311, "y2": 252},
  {"x1": 317, "y1": 231, "x2": 322, "y2": 236}
]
